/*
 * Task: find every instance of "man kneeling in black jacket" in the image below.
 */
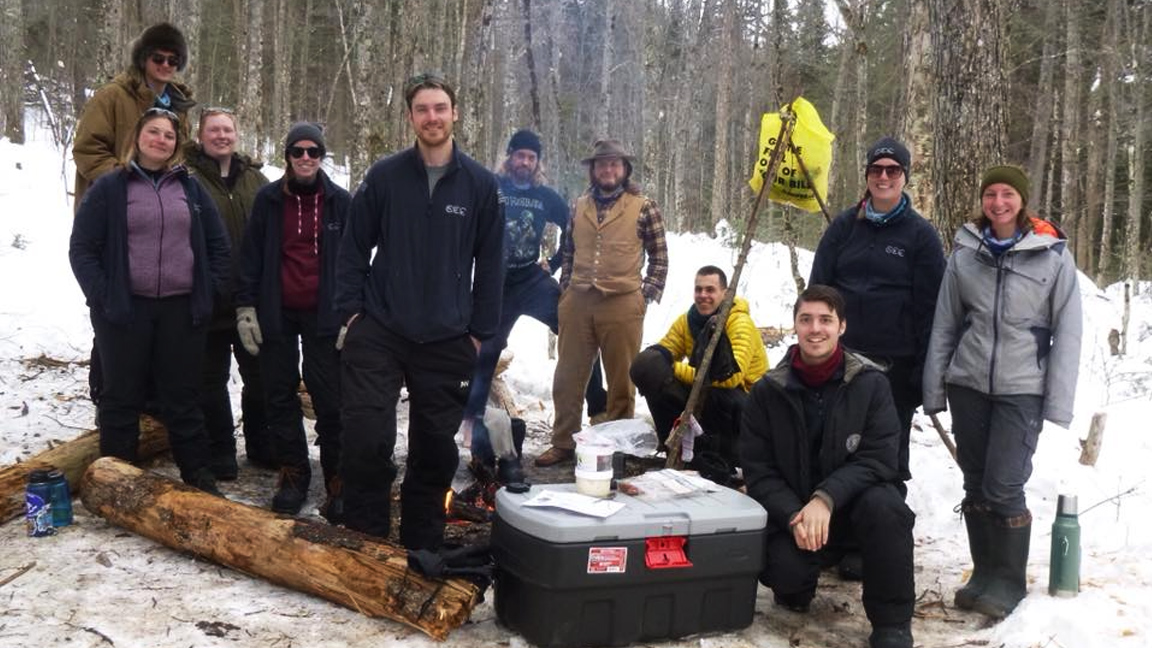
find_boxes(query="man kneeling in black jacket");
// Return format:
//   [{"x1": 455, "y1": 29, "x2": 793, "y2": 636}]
[{"x1": 740, "y1": 285, "x2": 915, "y2": 648}]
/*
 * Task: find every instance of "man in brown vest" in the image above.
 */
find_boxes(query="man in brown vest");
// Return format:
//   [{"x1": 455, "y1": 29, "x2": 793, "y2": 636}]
[{"x1": 535, "y1": 139, "x2": 669, "y2": 467}]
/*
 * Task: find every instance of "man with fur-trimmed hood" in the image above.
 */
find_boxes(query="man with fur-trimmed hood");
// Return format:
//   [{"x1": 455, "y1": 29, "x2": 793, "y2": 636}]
[{"x1": 73, "y1": 22, "x2": 195, "y2": 212}]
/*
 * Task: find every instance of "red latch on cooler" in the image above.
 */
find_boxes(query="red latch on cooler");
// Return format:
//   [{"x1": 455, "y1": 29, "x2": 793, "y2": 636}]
[{"x1": 644, "y1": 536, "x2": 692, "y2": 569}]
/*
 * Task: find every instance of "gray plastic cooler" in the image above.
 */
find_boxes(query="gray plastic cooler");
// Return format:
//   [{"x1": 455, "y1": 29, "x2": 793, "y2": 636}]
[{"x1": 492, "y1": 483, "x2": 767, "y2": 648}]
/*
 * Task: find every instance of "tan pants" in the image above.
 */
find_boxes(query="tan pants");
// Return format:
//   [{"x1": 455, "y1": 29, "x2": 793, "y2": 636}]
[{"x1": 551, "y1": 287, "x2": 646, "y2": 449}]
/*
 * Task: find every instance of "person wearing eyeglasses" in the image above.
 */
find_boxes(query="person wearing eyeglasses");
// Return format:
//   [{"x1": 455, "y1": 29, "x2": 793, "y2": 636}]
[
  {"x1": 235, "y1": 123, "x2": 351, "y2": 518},
  {"x1": 69, "y1": 108, "x2": 230, "y2": 496},
  {"x1": 186, "y1": 107, "x2": 274, "y2": 480},
  {"x1": 74, "y1": 23, "x2": 195, "y2": 213},
  {"x1": 809, "y1": 138, "x2": 945, "y2": 486},
  {"x1": 335, "y1": 74, "x2": 504, "y2": 550},
  {"x1": 808, "y1": 137, "x2": 943, "y2": 580}
]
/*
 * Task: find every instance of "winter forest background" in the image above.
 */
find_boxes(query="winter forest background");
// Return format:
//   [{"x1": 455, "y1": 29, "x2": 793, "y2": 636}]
[{"x1": 0, "y1": 0, "x2": 1149, "y2": 286}]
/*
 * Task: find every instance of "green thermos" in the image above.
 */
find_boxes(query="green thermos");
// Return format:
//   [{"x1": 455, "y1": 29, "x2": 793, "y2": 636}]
[{"x1": 1048, "y1": 494, "x2": 1081, "y2": 597}]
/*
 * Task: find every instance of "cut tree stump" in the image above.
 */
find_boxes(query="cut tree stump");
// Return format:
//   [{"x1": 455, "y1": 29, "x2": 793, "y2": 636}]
[
  {"x1": 81, "y1": 457, "x2": 479, "y2": 641},
  {"x1": 0, "y1": 415, "x2": 170, "y2": 524},
  {"x1": 1079, "y1": 411, "x2": 1107, "y2": 466}
]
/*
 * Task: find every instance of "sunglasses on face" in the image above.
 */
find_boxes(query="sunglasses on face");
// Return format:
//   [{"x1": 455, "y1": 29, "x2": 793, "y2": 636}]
[
  {"x1": 288, "y1": 146, "x2": 324, "y2": 159},
  {"x1": 866, "y1": 164, "x2": 904, "y2": 179},
  {"x1": 150, "y1": 53, "x2": 181, "y2": 68}
]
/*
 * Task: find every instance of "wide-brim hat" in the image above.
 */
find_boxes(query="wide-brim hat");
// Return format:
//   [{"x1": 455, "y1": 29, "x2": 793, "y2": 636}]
[{"x1": 581, "y1": 139, "x2": 634, "y2": 165}]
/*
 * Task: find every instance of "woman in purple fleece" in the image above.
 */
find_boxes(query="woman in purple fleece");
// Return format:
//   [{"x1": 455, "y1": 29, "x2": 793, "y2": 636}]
[{"x1": 69, "y1": 108, "x2": 231, "y2": 495}]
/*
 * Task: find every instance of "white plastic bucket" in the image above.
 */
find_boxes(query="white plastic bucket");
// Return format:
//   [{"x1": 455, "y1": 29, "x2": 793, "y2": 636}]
[{"x1": 575, "y1": 442, "x2": 614, "y2": 497}]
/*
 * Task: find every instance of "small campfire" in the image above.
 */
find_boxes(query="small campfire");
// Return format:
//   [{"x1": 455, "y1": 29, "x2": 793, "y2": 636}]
[{"x1": 445, "y1": 461, "x2": 501, "y2": 525}]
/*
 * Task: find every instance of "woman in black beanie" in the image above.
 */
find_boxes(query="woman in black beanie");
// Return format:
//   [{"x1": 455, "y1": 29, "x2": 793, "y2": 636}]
[{"x1": 236, "y1": 122, "x2": 352, "y2": 517}]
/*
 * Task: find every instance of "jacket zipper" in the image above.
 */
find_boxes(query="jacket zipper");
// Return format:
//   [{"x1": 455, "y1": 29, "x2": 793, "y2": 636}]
[
  {"x1": 155, "y1": 179, "x2": 166, "y2": 296},
  {"x1": 989, "y1": 259, "x2": 1005, "y2": 394}
]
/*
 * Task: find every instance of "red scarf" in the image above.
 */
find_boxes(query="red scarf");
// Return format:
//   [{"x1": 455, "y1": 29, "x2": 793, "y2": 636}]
[{"x1": 790, "y1": 343, "x2": 844, "y2": 388}]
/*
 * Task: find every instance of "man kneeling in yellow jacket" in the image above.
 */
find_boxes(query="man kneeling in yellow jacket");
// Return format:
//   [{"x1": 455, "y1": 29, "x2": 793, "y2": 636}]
[{"x1": 629, "y1": 265, "x2": 768, "y2": 484}]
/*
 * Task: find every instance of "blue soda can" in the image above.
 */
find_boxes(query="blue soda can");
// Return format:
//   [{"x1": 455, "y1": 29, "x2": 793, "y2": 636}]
[
  {"x1": 25, "y1": 469, "x2": 56, "y2": 537},
  {"x1": 46, "y1": 469, "x2": 73, "y2": 527}
]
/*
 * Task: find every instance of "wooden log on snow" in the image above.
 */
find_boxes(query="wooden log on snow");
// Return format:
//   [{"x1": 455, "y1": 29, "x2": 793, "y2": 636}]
[
  {"x1": 1079, "y1": 411, "x2": 1107, "y2": 466},
  {"x1": 0, "y1": 415, "x2": 170, "y2": 524},
  {"x1": 80, "y1": 457, "x2": 479, "y2": 641}
]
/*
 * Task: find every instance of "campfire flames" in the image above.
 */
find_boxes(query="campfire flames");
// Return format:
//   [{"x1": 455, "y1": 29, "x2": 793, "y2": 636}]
[{"x1": 444, "y1": 463, "x2": 502, "y2": 524}]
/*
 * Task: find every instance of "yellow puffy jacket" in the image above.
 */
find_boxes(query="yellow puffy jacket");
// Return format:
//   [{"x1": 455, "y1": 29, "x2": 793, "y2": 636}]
[{"x1": 656, "y1": 297, "x2": 769, "y2": 392}]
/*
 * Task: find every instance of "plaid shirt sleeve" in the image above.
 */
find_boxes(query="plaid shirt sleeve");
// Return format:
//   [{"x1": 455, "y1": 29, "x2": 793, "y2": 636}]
[
  {"x1": 558, "y1": 205, "x2": 576, "y2": 291},
  {"x1": 636, "y1": 198, "x2": 669, "y2": 303}
]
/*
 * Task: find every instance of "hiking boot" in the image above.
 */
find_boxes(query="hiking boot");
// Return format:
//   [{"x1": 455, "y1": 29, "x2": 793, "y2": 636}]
[
  {"x1": 972, "y1": 512, "x2": 1031, "y2": 619},
  {"x1": 210, "y1": 454, "x2": 239, "y2": 481},
  {"x1": 534, "y1": 446, "x2": 575, "y2": 467},
  {"x1": 186, "y1": 467, "x2": 224, "y2": 497},
  {"x1": 955, "y1": 501, "x2": 994, "y2": 610},
  {"x1": 271, "y1": 466, "x2": 309, "y2": 515},
  {"x1": 869, "y1": 621, "x2": 913, "y2": 648}
]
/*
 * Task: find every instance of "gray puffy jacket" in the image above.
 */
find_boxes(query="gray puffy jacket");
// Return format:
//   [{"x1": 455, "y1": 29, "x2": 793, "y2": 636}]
[{"x1": 923, "y1": 221, "x2": 1082, "y2": 427}]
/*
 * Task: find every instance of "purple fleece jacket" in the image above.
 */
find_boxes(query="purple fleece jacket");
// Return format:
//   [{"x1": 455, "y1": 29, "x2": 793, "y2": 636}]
[{"x1": 125, "y1": 169, "x2": 195, "y2": 297}]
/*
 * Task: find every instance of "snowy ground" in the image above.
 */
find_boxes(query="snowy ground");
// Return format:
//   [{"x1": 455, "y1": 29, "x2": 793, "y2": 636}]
[{"x1": 2, "y1": 118, "x2": 1152, "y2": 648}]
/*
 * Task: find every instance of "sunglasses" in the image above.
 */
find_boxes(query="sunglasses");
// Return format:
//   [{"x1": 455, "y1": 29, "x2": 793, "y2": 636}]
[
  {"x1": 201, "y1": 106, "x2": 235, "y2": 117},
  {"x1": 150, "y1": 53, "x2": 181, "y2": 68},
  {"x1": 143, "y1": 107, "x2": 179, "y2": 120},
  {"x1": 288, "y1": 146, "x2": 324, "y2": 159},
  {"x1": 866, "y1": 164, "x2": 904, "y2": 179}
]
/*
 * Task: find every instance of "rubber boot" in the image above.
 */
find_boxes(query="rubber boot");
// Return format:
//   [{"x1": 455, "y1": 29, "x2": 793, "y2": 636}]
[
  {"x1": 973, "y1": 511, "x2": 1031, "y2": 619},
  {"x1": 955, "y1": 501, "x2": 994, "y2": 610}
]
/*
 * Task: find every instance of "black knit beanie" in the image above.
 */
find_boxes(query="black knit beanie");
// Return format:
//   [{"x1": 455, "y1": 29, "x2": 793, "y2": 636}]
[
  {"x1": 131, "y1": 23, "x2": 189, "y2": 72},
  {"x1": 866, "y1": 137, "x2": 912, "y2": 180},
  {"x1": 507, "y1": 129, "x2": 542, "y2": 156},
  {"x1": 285, "y1": 122, "x2": 326, "y2": 154}
]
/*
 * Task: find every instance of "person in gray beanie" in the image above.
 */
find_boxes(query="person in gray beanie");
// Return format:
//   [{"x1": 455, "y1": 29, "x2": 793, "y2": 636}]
[{"x1": 237, "y1": 120, "x2": 350, "y2": 518}]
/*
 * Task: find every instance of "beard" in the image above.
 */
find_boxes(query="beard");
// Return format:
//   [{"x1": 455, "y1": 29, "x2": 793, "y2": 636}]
[
  {"x1": 510, "y1": 164, "x2": 535, "y2": 185},
  {"x1": 416, "y1": 121, "x2": 453, "y2": 148}
]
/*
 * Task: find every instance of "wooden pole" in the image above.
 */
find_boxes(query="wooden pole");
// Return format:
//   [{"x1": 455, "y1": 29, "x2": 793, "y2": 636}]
[
  {"x1": 80, "y1": 457, "x2": 479, "y2": 641},
  {"x1": 0, "y1": 415, "x2": 170, "y2": 524},
  {"x1": 929, "y1": 413, "x2": 958, "y2": 463},
  {"x1": 665, "y1": 106, "x2": 798, "y2": 468}
]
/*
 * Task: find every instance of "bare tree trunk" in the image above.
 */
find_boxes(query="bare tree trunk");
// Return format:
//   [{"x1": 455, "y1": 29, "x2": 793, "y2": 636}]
[
  {"x1": 832, "y1": 0, "x2": 871, "y2": 205},
  {"x1": 237, "y1": 0, "x2": 265, "y2": 155},
  {"x1": 595, "y1": 0, "x2": 614, "y2": 137},
  {"x1": 1027, "y1": 0, "x2": 1059, "y2": 206},
  {"x1": 709, "y1": 0, "x2": 737, "y2": 230},
  {"x1": 1124, "y1": 5, "x2": 1148, "y2": 291},
  {"x1": 182, "y1": 0, "x2": 202, "y2": 103},
  {"x1": 1058, "y1": 0, "x2": 1083, "y2": 257},
  {"x1": 269, "y1": 0, "x2": 290, "y2": 154},
  {"x1": 97, "y1": 0, "x2": 124, "y2": 86},
  {"x1": 344, "y1": 0, "x2": 375, "y2": 186},
  {"x1": 898, "y1": 0, "x2": 933, "y2": 222},
  {"x1": 1097, "y1": 0, "x2": 1123, "y2": 285},
  {"x1": 930, "y1": 0, "x2": 1009, "y2": 242},
  {"x1": 0, "y1": 0, "x2": 24, "y2": 143},
  {"x1": 521, "y1": 0, "x2": 543, "y2": 129}
]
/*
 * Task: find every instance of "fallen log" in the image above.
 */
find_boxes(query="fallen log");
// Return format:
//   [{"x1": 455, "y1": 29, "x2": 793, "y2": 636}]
[
  {"x1": 81, "y1": 457, "x2": 479, "y2": 641},
  {"x1": 0, "y1": 415, "x2": 170, "y2": 524}
]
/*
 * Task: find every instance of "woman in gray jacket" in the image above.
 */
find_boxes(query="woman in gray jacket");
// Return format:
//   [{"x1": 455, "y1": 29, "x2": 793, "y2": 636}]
[{"x1": 923, "y1": 165, "x2": 1081, "y2": 620}]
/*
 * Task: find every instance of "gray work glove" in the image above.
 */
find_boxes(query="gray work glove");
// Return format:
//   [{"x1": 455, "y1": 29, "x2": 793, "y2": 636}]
[{"x1": 236, "y1": 306, "x2": 262, "y2": 356}]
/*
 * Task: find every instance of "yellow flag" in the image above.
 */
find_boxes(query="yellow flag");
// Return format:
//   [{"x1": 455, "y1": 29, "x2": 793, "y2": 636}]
[{"x1": 748, "y1": 97, "x2": 834, "y2": 213}]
